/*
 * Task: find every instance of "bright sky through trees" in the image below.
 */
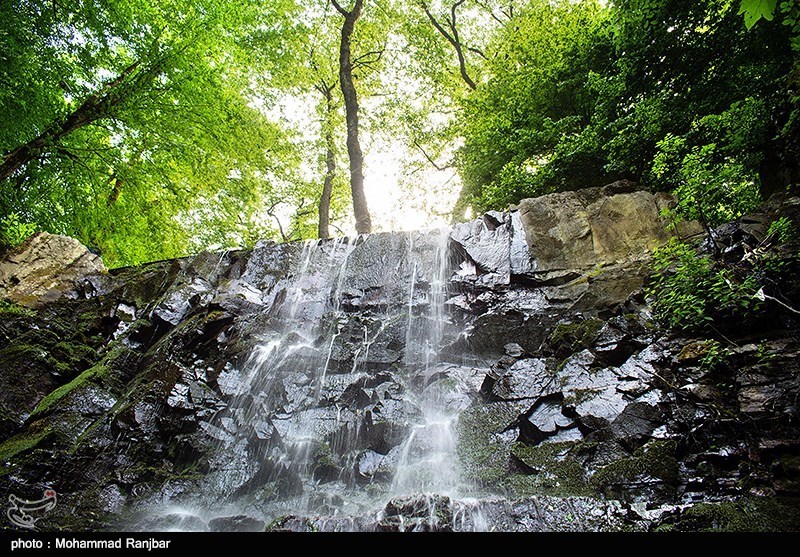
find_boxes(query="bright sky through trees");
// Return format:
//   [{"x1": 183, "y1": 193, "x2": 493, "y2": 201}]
[{"x1": 0, "y1": 0, "x2": 796, "y2": 267}]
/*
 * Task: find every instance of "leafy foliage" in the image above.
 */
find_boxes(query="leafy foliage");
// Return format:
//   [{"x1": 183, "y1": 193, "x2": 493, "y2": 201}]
[
  {"x1": 456, "y1": 0, "x2": 614, "y2": 213},
  {"x1": 0, "y1": 0, "x2": 798, "y2": 267},
  {"x1": 0, "y1": 0, "x2": 304, "y2": 267},
  {"x1": 0, "y1": 213, "x2": 38, "y2": 250},
  {"x1": 739, "y1": 0, "x2": 778, "y2": 29},
  {"x1": 647, "y1": 239, "x2": 763, "y2": 331},
  {"x1": 455, "y1": 0, "x2": 797, "y2": 218}
]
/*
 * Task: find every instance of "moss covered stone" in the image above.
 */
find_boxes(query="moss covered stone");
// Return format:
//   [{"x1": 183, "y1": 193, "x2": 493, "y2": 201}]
[
  {"x1": 0, "y1": 300, "x2": 35, "y2": 317},
  {"x1": 29, "y1": 363, "x2": 110, "y2": 419},
  {"x1": 0, "y1": 426, "x2": 52, "y2": 467},
  {"x1": 508, "y1": 441, "x2": 593, "y2": 496},
  {"x1": 669, "y1": 497, "x2": 800, "y2": 532},
  {"x1": 590, "y1": 439, "x2": 678, "y2": 490},
  {"x1": 456, "y1": 401, "x2": 530, "y2": 486},
  {"x1": 548, "y1": 319, "x2": 603, "y2": 357}
]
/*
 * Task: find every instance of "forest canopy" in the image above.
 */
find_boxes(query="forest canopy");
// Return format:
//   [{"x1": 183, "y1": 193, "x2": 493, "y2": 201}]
[{"x1": 1, "y1": 0, "x2": 797, "y2": 267}]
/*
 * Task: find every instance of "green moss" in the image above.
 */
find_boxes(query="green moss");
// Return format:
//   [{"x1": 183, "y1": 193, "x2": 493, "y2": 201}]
[
  {"x1": 265, "y1": 516, "x2": 317, "y2": 532},
  {"x1": 29, "y1": 363, "x2": 110, "y2": 419},
  {"x1": 52, "y1": 341, "x2": 97, "y2": 367},
  {"x1": 456, "y1": 402, "x2": 527, "y2": 485},
  {"x1": 0, "y1": 427, "x2": 52, "y2": 465},
  {"x1": 590, "y1": 440, "x2": 678, "y2": 489},
  {"x1": 563, "y1": 388, "x2": 597, "y2": 407},
  {"x1": 0, "y1": 343, "x2": 49, "y2": 366},
  {"x1": 549, "y1": 319, "x2": 603, "y2": 355},
  {"x1": 671, "y1": 497, "x2": 800, "y2": 532},
  {"x1": 508, "y1": 441, "x2": 593, "y2": 497},
  {"x1": 0, "y1": 300, "x2": 35, "y2": 317}
]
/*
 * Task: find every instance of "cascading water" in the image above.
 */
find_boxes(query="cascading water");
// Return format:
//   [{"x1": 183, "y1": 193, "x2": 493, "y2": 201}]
[
  {"x1": 144, "y1": 229, "x2": 489, "y2": 531},
  {"x1": 391, "y1": 232, "x2": 461, "y2": 496}
]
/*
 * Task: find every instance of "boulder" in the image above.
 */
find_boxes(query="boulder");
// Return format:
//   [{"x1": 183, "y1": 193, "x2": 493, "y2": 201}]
[
  {"x1": 517, "y1": 186, "x2": 700, "y2": 274},
  {"x1": 0, "y1": 232, "x2": 105, "y2": 307}
]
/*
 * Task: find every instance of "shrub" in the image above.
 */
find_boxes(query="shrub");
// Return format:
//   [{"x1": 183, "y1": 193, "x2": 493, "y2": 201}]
[{"x1": 647, "y1": 239, "x2": 762, "y2": 332}]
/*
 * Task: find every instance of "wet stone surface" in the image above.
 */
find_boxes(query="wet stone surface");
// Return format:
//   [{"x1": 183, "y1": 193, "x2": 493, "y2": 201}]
[{"x1": 1, "y1": 193, "x2": 799, "y2": 531}]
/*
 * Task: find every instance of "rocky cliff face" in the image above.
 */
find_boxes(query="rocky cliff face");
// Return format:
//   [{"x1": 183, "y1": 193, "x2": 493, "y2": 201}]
[{"x1": 0, "y1": 184, "x2": 798, "y2": 532}]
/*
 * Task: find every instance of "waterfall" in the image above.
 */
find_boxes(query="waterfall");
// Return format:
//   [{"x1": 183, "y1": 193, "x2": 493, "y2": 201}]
[
  {"x1": 201, "y1": 237, "x2": 358, "y2": 504},
  {"x1": 392, "y1": 230, "x2": 461, "y2": 496},
  {"x1": 144, "y1": 230, "x2": 487, "y2": 530}
]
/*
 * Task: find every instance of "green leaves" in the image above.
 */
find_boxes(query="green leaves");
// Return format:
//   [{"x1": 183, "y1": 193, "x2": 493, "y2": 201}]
[
  {"x1": 738, "y1": 0, "x2": 778, "y2": 29},
  {"x1": 457, "y1": 0, "x2": 613, "y2": 212},
  {"x1": 647, "y1": 239, "x2": 763, "y2": 332},
  {"x1": 0, "y1": 0, "x2": 302, "y2": 267}
]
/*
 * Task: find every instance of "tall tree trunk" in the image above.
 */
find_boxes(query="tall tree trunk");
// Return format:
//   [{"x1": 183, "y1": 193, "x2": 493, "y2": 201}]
[
  {"x1": 332, "y1": 0, "x2": 372, "y2": 235},
  {"x1": 420, "y1": 0, "x2": 478, "y2": 90},
  {"x1": 0, "y1": 60, "x2": 143, "y2": 183},
  {"x1": 318, "y1": 87, "x2": 337, "y2": 240}
]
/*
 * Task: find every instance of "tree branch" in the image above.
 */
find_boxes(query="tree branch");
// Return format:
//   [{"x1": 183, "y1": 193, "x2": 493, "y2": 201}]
[
  {"x1": 418, "y1": 0, "x2": 477, "y2": 90},
  {"x1": 264, "y1": 200, "x2": 288, "y2": 242},
  {"x1": 330, "y1": 0, "x2": 350, "y2": 16},
  {"x1": 413, "y1": 139, "x2": 451, "y2": 171},
  {"x1": 352, "y1": 48, "x2": 385, "y2": 70},
  {"x1": 474, "y1": 0, "x2": 514, "y2": 24}
]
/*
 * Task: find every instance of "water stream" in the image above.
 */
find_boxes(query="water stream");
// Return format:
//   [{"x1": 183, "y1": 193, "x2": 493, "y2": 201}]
[{"x1": 146, "y1": 230, "x2": 487, "y2": 530}]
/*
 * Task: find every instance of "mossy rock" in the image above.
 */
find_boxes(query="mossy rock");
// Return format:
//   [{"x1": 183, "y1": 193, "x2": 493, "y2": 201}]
[
  {"x1": 28, "y1": 363, "x2": 110, "y2": 419},
  {"x1": 548, "y1": 319, "x2": 603, "y2": 357},
  {"x1": 51, "y1": 342, "x2": 98, "y2": 370},
  {"x1": 667, "y1": 497, "x2": 800, "y2": 532},
  {"x1": 677, "y1": 339, "x2": 718, "y2": 363},
  {"x1": 507, "y1": 441, "x2": 593, "y2": 497},
  {"x1": 0, "y1": 300, "x2": 35, "y2": 317},
  {"x1": 590, "y1": 439, "x2": 678, "y2": 490},
  {"x1": 0, "y1": 425, "x2": 54, "y2": 465},
  {"x1": 456, "y1": 401, "x2": 531, "y2": 486}
]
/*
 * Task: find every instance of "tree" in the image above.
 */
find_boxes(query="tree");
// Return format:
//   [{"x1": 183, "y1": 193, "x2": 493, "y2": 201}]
[
  {"x1": 332, "y1": 0, "x2": 372, "y2": 235},
  {"x1": 0, "y1": 0, "x2": 301, "y2": 266},
  {"x1": 316, "y1": 80, "x2": 339, "y2": 239},
  {"x1": 456, "y1": 0, "x2": 614, "y2": 213},
  {"x1": 452, "y1": 0, "x2": 797, "y2": 222},
  {"x1": 418, "y1": 0, "x2": 482, "y2": 90}
]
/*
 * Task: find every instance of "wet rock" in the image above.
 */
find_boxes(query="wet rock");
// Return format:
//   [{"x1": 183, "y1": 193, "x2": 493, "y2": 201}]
[
  {"x1": 138, "y1": 513, "x2": 209, "y2": 532},
  {"x1": 504, "y1": 343, "x2": 526, "y2": 358},
  {"x1": 526, "y1": 398, "x2": 574, "y2": 434},
  {"x1": 208, "y1": 515, "x2": 266, "y2": 532},
  {"x1": 1, "y1": 190, "x2": 799, "y2": 532},
  {"x1": 609, "y1": 401, "x2": 664, "y2": 449},
  {"x1": 510, "y1": 211, "x2": 535, "y2": 276},
  {"x1": 97, "y1": 484, "x2": 126, "y2": 514},
  {"x1": 380, "y1": 494, "x2": 454, "y2": 532},
  {"x1": 152, "y1": 276, "x2": 213, "y2": 326},
  {"x1": 356, "y1": 449, "x2": 389, "y2": 480},
  {"x1": 450, "y1": 213, "x2": 511, "y2": 286},
  {"x1": 477, "y1": 495, "x2": 630, "y2": 532},
  {"x1": 491, "y1": 358, "x2": 555, "y2": 401},
  {"x1": 738, "y1": 384, "x2": 783, "y2": 413}
]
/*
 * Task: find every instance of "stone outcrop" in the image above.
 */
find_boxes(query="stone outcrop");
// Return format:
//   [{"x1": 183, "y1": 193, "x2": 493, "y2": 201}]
[
  {"x1": 0, "y1": 188, "x2": 798, "y2": 533},
  {"x1": 0, "y1": 232, "x2": 105, "y2": 308}
]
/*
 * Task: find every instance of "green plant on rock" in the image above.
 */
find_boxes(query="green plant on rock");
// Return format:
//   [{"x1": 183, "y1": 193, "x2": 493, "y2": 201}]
[
  {"x1": 0, "y1": 212, "x2": 37, "y2": 249},
  {"x1": 548, "y1": 318, "x2": 604, "y2": 357},
  {"x1": 767, "y1": 216, "x2": 794, "y2": 244},
  {"x1": 698, "y1": 339, "x2": 726, "y2": 371},
  {"x1": 647, "y1": 239, "x2": 762, "y2": 332},
  {"x1": 757, "y1": 340, "x2": 776, "y2": 364},
  {"x1": 0, "y1": 300, "x2": 35, "y2": 317}
]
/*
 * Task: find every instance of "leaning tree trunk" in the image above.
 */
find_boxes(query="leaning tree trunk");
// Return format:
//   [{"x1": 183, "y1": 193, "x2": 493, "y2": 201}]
[
  {"x1": 332, "y1": 0, "x2": 372, "y2": 235},
  {"x1": 0, "y1": 60, "x2": 143, "y2": 183},
  {"x1": 318, "y1": 87, "x2": 337, "y2": 240}
]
